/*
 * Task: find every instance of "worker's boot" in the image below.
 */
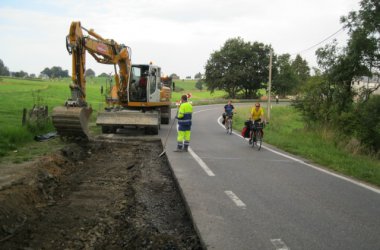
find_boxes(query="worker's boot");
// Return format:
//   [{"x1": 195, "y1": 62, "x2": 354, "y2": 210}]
[
  {"x1": 183, "y1": 144, "x2": 189, "y2": 152},
  {"x1": 173, "y1": 144, "x2": 183, "y2": 152}
]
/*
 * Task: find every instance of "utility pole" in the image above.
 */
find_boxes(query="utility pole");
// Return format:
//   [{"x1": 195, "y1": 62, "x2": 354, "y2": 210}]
[{"x1": 267, "y1": 49, "x2": 272, "y2": 120}]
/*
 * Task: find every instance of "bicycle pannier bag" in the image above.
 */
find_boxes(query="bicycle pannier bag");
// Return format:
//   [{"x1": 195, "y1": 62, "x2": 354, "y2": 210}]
[{"x1": 241, "y1": 126, "x2": 250, "y2": 138}]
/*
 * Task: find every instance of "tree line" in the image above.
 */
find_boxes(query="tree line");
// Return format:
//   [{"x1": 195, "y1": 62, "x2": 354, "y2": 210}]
[
  {"x1": 293, "y1": 0, "x2": 379, "y2": 155},
  {"x1": 0, "y1": 61, "x2": 108, "y2": 79},
  {"x1": 204, "y1": 39, "x2": 310, "y2": 99}
]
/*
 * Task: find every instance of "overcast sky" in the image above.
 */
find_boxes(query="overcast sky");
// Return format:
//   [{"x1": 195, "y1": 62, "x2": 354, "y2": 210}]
[{"x1": 0, "y1": 0, "x2": 360, "y2": 78}]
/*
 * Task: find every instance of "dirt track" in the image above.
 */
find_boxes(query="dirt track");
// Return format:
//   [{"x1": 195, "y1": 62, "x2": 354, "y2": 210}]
[{"x1": 0, "y1": 138, "x2": 202, "y2": 249}]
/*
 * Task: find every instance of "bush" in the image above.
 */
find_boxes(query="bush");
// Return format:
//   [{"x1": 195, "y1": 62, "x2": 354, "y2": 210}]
[
  {"x1": 356, "y1": 95, "x2": 380, "y2": 152},
  {"x1": 335, "y1": 110, "x2": 358, "y2": 136},
  {"x1": 0, "y1": 126, "x2": 32, "y2": 157},
  {"x1": 195, "y1": 80, "x2": 203, "y2": 90},
  {"x1": 173, "y1": 86, "x2": 184, "y2": 92}
]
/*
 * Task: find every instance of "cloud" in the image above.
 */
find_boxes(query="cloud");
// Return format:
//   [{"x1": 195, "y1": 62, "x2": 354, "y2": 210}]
[{"x1": 0, "y1": 0, "x2": 360, "y2": 77}]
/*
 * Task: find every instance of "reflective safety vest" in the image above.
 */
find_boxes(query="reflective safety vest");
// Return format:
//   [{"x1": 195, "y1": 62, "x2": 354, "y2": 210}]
[{"x1": 177, "y1": 102, "x2": 193, "y2": 131}]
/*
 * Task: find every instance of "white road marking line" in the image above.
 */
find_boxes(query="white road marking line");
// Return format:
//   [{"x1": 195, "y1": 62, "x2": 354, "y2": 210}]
[
  {"x1": 224, "y1": 190, "x2": 247, "y2": 209},
  {"x1": 201, "y1": 156, "x2": 241, "y2": 160},
  {"x1": 270, "y1": 239, "x2": 290, "y2": 250},
  {"x1": 217, "y1": 116, "x2": 380, "y2": 195},
  {"x1": 188, "y1": 147, "x2": 215, "y2": 176},
  {"x1": 262, "y1": 146, "x2": 380, "y2": 195},
  {"x1": 193, "y1": 108, "x2": 219, "y2": 114}
]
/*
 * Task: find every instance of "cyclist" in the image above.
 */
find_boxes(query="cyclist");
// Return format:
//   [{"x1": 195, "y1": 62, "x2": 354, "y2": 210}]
[
  {"x1": 223, "y1": 100, "x2": 235, "y2": 129},
  {"x1": 249, "y1": 102, "x2": 265, "y2": 144}
]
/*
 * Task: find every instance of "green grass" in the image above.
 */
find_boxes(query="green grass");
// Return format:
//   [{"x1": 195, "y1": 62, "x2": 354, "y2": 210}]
[
  {"x1": 0, "y1": 77, "x2": 227, "y2": 161},
  {"x1": 234, "y1": 106, "x2": 380, "y2": 187},
  {"x1": 0, "y1": 77, "x2": 106, "y2": 160},
  {"x1": 171, "y1": 79, "x2": 226, "y2": 103}
]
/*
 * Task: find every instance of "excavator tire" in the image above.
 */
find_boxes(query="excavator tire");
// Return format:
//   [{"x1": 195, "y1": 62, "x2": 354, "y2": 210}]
[
  {"x1": 52, "y1": 106, "x2": 93, "y2": 138},
  {"x1": 160, "y1": 105, "x2": 171, "y2": 124},
  {"x1": 101, "y1": 125, "x2": 117, "y2": 134}
]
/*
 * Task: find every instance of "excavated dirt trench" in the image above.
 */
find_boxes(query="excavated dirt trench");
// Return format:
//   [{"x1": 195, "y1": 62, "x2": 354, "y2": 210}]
[{"x1": 0, "y1": 138, "x2": 202, "y2": 249}]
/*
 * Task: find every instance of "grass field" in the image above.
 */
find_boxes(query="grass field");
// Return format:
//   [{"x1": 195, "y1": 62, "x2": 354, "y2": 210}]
[
  {"x1": 0, "y1": 77, "x2": 225, "y2": 160},
  {"x1": 171, "y1": 79, "x2": 226, "y2": 103},
  {"x1": 0, "y1": 77, "x2": 105, "y2": 159},
  {"x1": 234, "y1": 106, "x2": 380, "y2": 187}
]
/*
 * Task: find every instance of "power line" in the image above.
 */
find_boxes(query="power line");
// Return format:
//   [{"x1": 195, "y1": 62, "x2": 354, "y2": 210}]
[{"x1": 293, "y1": 27, "x2": 344, "y2": 55}]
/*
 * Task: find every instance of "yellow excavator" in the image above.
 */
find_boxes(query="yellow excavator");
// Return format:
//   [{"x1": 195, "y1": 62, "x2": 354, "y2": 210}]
[{"x1": 52, "y1": 21, "x2": 172, "y2": 138}]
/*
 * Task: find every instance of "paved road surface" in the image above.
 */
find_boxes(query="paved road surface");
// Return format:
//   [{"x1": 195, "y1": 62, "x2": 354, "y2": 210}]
[{"x1": 159, "y1": 103, "x2": 380, "y2": 250}]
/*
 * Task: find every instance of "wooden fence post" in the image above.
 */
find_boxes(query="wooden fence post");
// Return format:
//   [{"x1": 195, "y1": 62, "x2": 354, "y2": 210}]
[{"x1": 22, "y1": 108, "x2": 27, "y2": 126}]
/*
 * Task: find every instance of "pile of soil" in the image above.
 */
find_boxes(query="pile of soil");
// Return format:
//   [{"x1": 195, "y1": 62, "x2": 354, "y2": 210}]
[{"x1": 0, "y1": 139, "x2": 202, "y2": 249}]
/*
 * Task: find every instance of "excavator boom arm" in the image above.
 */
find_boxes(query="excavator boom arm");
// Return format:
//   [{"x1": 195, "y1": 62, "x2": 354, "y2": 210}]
[
  {"x1": 53, "y1": 21, "x2": 132, "y2": 138},
  {"x1": 67, "y1": 21, "x2": 132, "y2": 104}
]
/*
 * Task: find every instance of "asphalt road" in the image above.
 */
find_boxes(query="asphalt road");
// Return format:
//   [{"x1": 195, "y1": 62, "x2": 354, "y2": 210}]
[{"x1": 159, "y1": 103, "x2": 380, "y2": 250}]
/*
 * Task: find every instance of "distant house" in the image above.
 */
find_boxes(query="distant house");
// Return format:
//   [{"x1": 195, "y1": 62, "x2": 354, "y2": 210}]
[
  {"x1": 185, "y1": 76, "x2": 191, "y2": 80},
  {"x1": 352, "y1": 76, "x2": 380, "y2": 95}
]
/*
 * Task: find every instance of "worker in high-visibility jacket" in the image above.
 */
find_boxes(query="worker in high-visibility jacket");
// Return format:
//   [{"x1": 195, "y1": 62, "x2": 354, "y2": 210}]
[{"x1": 175, "y1": 94, "x2": 193, "y2": 152}]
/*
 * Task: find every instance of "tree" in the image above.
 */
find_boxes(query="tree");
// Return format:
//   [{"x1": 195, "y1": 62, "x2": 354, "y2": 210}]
[
  {"x1": 272, "y1": 54, "x2": 298, "y2": 96},
  {"x1": 0, "y1": 59, "x2": 10, "y2": 76},
  {"x1": 292, "y1": 54, "x2": 310, "y2": 83},
  {"x1": 195, "y1": 80, "x2": 203, "y2": 90},
  {"x1": 85, "y1": 68, "x2": 95, "y2": 77},
  {"x1": 271, "y1": 54, "x2": 310, "y2": 96},
  {"x1": 170, "y1": 73, "x2": 180, "y2": 79},
  {"x1": 51, "y1": 66, "x2": 68, "y2": 78},
  {"x1": 99, "y1": 72, "x2": 109, "y2": 77},
  {"x1": 41, "y1": 67, "x2": 52, "y2": 78},
  {"x1": 194, "y1": 72, "x2": 202, "y2": 79},
  {"x1": 40, "y1": 66, "x2": 69, "y2": 78},
  {"x1": 205, "y1": 37, "x2": 272, "y2": 98},
  {"x1": 13, "y1": 71, "x2": 28, "y2": 78},
  {"x1": 341, "y1": 0, "x2": 380, "y2": 98}
]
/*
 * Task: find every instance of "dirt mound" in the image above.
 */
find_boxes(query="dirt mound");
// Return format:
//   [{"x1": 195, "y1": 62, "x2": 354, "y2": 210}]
[{"x1": 0, "y1": 140, "x2": 202, "y2": 249}]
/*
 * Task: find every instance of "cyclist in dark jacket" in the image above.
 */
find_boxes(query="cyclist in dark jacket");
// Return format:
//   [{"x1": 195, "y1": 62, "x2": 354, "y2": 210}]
[{"x1": 223, "y1": 100, "x2": 234, "y2": 126}]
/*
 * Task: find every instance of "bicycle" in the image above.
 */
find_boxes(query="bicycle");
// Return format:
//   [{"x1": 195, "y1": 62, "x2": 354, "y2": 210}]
[
  {"x1": 249, "y1": 121, "x2": 265, "y2": 150},
  {"x1": 225, "y1": 114, "x2": 234, "y2": 135}
]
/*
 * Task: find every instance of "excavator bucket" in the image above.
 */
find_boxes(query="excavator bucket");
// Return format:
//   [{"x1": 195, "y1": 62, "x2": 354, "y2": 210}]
[
  {"x1": 96, "y1": 110, "x2": 160, "y2": 134},
  {"x1": 52, "y1": 106, "x2": 93, "y2": 138}
]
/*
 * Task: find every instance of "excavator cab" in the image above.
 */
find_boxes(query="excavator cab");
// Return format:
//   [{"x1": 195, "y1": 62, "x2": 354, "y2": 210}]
[
  {"x1": 96, "y1": 63, "x2": 167, "y2": 134},
  {"x1": 129, "y1": 64, "x2": 161, "y2": 103}
]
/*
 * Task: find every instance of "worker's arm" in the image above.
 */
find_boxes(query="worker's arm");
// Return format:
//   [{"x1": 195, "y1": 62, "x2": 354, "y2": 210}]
[{"x1": 176, "y1": 104, "x2": 184, "y2": 119}]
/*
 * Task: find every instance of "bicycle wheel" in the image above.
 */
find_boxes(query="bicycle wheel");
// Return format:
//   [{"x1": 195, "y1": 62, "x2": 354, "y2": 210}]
[
  {"x1": 256, "y1": 130, "x2": 263, "y2": 150},
  {"x1": 226, "y1": 119, "x2": 231, "y2": 134},
  {"x1": 229, "y1": 120, "x2": 233, "y2": 135},
  {"x1": 250, "y1": 131, "x2": 255, "y2": 148}
]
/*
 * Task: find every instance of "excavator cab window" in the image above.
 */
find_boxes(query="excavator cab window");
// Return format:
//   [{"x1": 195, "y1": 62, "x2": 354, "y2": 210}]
[
  {"x1": 130, "y1": 65, "x2": 149, "y2": 102},
  {"x1": 149, "y1": 68, "x2": 157, "y2": 95}
]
